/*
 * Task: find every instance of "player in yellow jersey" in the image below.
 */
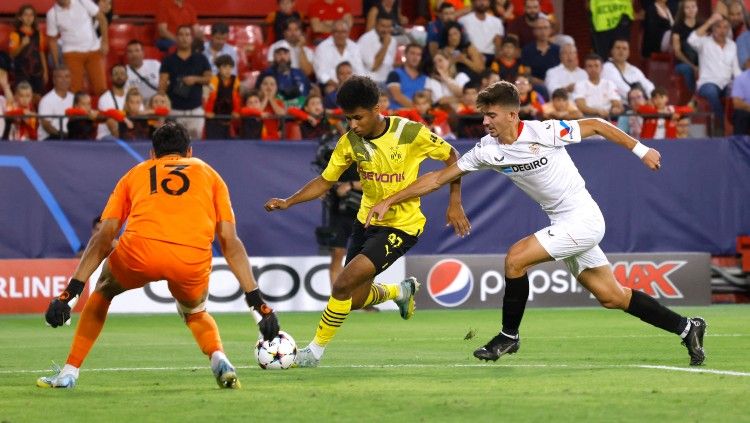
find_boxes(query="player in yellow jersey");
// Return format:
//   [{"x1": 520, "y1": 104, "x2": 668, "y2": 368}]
[{"x1": 265, "y1": 75, "x2": 471, "y2": 367}]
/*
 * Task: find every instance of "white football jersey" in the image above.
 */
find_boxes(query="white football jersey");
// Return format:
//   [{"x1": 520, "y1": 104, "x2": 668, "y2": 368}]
[{"x1": 457, "y1": 119, "x2": 595, "y2": 216}]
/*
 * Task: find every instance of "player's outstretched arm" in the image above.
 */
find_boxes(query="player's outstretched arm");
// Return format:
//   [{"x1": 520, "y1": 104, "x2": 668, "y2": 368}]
[
  {"x1": 216, "y1": 221, "x2": 279, "y2": 340},
  {"x1": 45, "y1": 218, "x2": 121, "y2": 328},
  {"x1": 443, "y1": 147, "x2": 471, "y2": 237},
  {"x1": 578, "y1": 118, "x2": 662, "y2": 171},
  {"x1": 366, "y1": 162, "x2": 466, "y2": 227},
  {"x1": 264, "y1": 176, "x2": 335, "y2": 211}
]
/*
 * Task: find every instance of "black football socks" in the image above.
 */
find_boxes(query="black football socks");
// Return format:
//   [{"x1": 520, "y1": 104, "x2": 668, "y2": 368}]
[
  {"x1": 501, "y1": 274, "x2": 530, "y2": 338},
  {"x1": 626, "y1": 289, "x2": 689, "y2": 337}
]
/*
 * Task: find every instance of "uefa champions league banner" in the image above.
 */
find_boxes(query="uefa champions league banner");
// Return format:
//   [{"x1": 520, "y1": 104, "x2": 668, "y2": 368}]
[
  {"x1": 406, "y1": 253, "x2": 712, "y2": 308},
  {"x1": 0, "y1": 256, "x2": 402, "y2": 314}
]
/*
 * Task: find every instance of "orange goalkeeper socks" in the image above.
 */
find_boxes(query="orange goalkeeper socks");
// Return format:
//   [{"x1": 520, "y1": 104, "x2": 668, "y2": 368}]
[
  {"x1": 186, "y1": 311, "x2": 224, "y2": 357},
  {"x1": 66, "y1": 291, "x2": 111, "y2": 368}
]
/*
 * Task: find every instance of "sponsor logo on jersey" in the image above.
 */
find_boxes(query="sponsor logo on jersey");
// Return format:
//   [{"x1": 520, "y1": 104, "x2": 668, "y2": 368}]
[
  {"x1": 359, "y1": 171, "x2": 406, "y2": 183},
  {"x1": 612, "y1": 261, "x2": 686, "y2": 299},
  {"x1": 559, "y1": 120, "x2": 574, "y2": 141},
  {"x1": 500, "y1": 157, "x2": 549, "y2": 174},
  {"x1": 427, "y1": 259, "x2": 474, "y2": 307}
]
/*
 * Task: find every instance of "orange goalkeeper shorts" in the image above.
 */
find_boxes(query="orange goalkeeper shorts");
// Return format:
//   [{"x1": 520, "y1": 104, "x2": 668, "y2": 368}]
[{"x1": 107, "y1": 233, "x2": 213, "y2": 304}]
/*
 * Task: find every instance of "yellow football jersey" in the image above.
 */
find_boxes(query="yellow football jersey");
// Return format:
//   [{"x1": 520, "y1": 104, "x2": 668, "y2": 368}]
[{"x1": 321, "y1": 116, "x2": 453, "y2": 236}]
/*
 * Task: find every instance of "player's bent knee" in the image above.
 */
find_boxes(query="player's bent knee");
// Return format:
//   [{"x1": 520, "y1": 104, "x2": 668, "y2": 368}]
[
  {"x1": 597, "y1": 293, "x2": 628, "y2": 310},
  {"x1": 176, "y1": 300, "x2": 207, "y2": 322}
]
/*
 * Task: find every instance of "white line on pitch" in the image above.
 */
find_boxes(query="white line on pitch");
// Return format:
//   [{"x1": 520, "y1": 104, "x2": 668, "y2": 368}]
[{"x1": 4, "y1": 363, "x2": 749, "y2": 377}]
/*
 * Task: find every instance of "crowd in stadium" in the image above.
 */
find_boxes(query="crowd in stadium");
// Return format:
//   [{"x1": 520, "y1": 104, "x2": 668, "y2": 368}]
[{"x1": 0, "y1": 0, "x2": 749, "y2": 141}]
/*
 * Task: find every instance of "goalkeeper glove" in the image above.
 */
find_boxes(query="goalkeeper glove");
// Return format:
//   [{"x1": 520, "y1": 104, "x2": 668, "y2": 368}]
[
  {"x1": 245, "y1": 289, "x2": 279, "y2": 341},
  {"x1": 45, "y1": 278, "x2": 85, "y2": 327}
]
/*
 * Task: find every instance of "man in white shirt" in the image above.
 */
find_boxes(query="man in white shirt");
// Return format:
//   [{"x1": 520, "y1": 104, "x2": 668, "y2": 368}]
[
  {"x1": 125, "y1": 40, "x2": 161, "y2": 102},
  {"x1": 458, "y1": 0, "x2": 504, "y2": 64},
  {"x1": 97, "y1": 64, "x2": 128, "y2": 140},
  {"x1": 545, "y1": 43, "x2": 587, "y2": 94},
  {"x1": 313, "y1": 20, "x2": 365, "y2": 85},
  {"x1": 38, "y1": 67, "x2": 74, "y2": 140},
  {"x1": 357, "y1": 14, "x2": 398, "y2": 85},
  {"x1": 689, "y1": 13, "x2": 741, "y2": 134},
  {"x1": 267, "y1": 18, "x2": 315, "y2": 77},
  {"x1": 46, "y1": 0, "x2": 108, "y2": 95},
  {"x1": 574, "y1": 54, "x2": 623, "y2": 119},
  {"x1": 367, "y1": 80, "x2": 706, "y2": 368},
  {"x1": 601, "y1": 39, "x2": 655, "y2": 101},
  {"x1": 203, "y1": 22, "x2": 238, "y2": 75}
]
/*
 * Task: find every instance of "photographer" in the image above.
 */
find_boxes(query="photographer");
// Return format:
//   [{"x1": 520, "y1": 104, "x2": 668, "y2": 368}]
[
  {"x1": 312, "y1": 133, "x2": 365, "y2": 299},
  {"x1": 256, "y1": 45, "x2": 311, "y2": 108}
]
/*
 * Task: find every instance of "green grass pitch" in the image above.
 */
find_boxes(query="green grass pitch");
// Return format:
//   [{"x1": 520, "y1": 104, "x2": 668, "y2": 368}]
[{"x1": 1, "y1": 306, "x2": 748, "y2": 422}]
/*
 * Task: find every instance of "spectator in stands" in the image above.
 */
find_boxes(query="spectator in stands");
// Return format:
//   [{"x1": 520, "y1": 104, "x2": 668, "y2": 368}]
[
  {"x1": 38, "y1": 67, "x2": 74, "y2": 140},
  {"x1": 637, "y1": 86, "x2": 693, "y2": 139},
  {"x1": 266, "y1": 0, "x2": 303, "y2": 43},
  {"x1": 119, "y1": 88, "x2": 152, "y2": 141},
  {"x1": 689, "y1": 13, "x2": 740, "y2": 133},
  {"x1": 147, "y1": 93, "x2": 172, "y2": 135},
  {"x1": 642, "y1": 0, "x2": 675, "y2": 59},
  {"x1": 159, "y1": 25, "x2": 212, "y2": 140},
  {"x1": 490, "y1": 36, "x2": 527, "y2": 83},
  {"x1": 675, "y1": 115, "x2": 691, "y2": 137},
  {"x1": 155, "y1": 0, "x2": 201, "y2": 52},
  {"x1": 515, "y1": 74, "x2": 544, "y2": 120},
  {"x1": 97, "y1": 64, "x2": 128, "y2": 140},
  {"x1": 323, "y1": 61, "x2": 354, "y2": 108},
  {"x1": 308, "y1": 0, "x2": 353, "y2": 44},
  {"x1": 358, "y1": 14, "x2": 398, "y2": 85},
  {"x1": 574, "y1": 53, "x2": 623, "y2": 119},
  {"x1": 125, "y1": 40, "x2": 161, "y2": 103},
  {"x1": 409, "y1": 90, "x2": 453, "y2": 137},
  {"x1": 427, "y1": 2, "x2": 461, "y2": 58},
  {"x1": 377, "y1": 89, "x2": 390, "y2": 115},
  {"x1": 440, "y1": 21, "x2": 486, "y2": 78},
  {"x1": 239, "y1": 90, "x2": 263, "y2": 139},
  {"x1": 455, "y1": 82, "x2": 487, "y2": 137},
  {"x1": 258, "y1": 46, "x2": 311, "y2": 108},
  {"x1": 545, "y1": 43, "x2": 587, "y2": 95},
  {"x1": 542, "y1": 88, "x2": 582, "y2": 119},
  {"x1": 616, "y1": 86, "x2": 647, "y2": 137},
  {"x1": 204, "y1": 23, "x2": 238, "y2": 75},
  {"x1": 267, "y1": 18, "x2": 315, "y2": 77},
  {"x1": 9, "y1": 5, "x2": 48, "y2": 98},
  {"x1": 5, "y1": 81, "x2": 38, "y2": 141},
  {"x1": 366, "y1": 0, "x2": 409, "y2": 32},
  {"x1": 313, "y1": 20, "x2": 365, "y2": 85},
  {"x1": 672, "y1": 0, "x2": 701, "y2": 92},
  {"x1": 66, "y1": 91, "x2": 98, "y2": 140},
  {"x1": 507, "y1": 0, "x2": 548, "y2": 48},
  {"x1": 459, "y1": 0, "x2": 505, "y2": 66},
  {"x1": 386, "y1": 43, "x2": 428, "y2": 109},
  {"x1": 491, "y1": 0, "x2": 515, "y2": 21},
  {"x1": 506, "y1": 0, "x2": 554, "y2": 18},
  {"x1": 726, "y1": 0, "x2": 748, "y2": 39},
  {"x1": 46, "y1": 0, "x2": 108, "y2": 96},
  {"x1": 296, "y1": 93, "x2": 339, "y2": 139},
  {"x1": 601, "y1": 39, "x2": 656, "y2": 102},
  {"x1": 257, "y1": 75, "x2": 287, "y2": 140},
  {"x1": 731, "y1": 66, "x2": 750, "y2": 134},
  {"x1": 205, "y1": 55, "x2": 241, "y2": 140},
  {"x1": 479, "y1": 68, "x2": 501, "y2": 89},
  {"x1": 92, "y1": 0, "x2": 112, "y2": 50},
  {"x1": 519, "y1": 16, "x2": 558, "y2": 100},
  {"x1": 589, "y1": 0, "x2": 633, "y2": 59},
  {"x1": 425, "y1": 51, "x2": 470, "y2": 108}
]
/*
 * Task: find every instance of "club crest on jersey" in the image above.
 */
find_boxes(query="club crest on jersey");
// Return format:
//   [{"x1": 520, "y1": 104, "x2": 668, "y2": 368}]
[
  {"x1": 529, "y1": 143, "x2": 541, "y2": 155},
  {"x1": 389, "y1": 146, "x2": 404, "y2": 163},
  {"x1": 558, "y1": 120, "x2": 574, "y2": 141}
]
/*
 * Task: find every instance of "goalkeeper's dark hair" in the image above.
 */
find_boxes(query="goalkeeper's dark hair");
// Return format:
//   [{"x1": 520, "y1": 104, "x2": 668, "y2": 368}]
[
  {"x1": 152, "y1": 120, "x2": 191, "y2": 157},
  {"x1": 336, "y1": 75, "x2": 380, "y2": 111}
]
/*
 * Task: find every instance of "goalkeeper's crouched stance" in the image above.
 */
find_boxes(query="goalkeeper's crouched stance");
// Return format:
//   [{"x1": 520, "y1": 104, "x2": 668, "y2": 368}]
[{"x1": 37, "y1": 121, "x2": 280, "y2": 389}]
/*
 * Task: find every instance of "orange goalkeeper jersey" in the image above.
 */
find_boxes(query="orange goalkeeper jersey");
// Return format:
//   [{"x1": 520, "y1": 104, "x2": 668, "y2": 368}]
[{"x1": 101, "y1": 155, "x2": 235, "y2": 250}]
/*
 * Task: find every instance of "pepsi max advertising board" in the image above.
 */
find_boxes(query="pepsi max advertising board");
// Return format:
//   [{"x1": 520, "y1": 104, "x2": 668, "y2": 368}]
[{"x1": 408, "y1": 253, "x2": 711, "y2": 308}]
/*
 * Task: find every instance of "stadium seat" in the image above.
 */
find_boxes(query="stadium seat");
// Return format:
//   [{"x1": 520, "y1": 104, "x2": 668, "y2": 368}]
[
  {"x1": 142, "y1": 45, "x2": 163, "y2": 61},
  {"x1": 109, "y1": 23, "x2": 137, "y2": 54},
  {"x1": 394, "y1": 44, "x2": 406, "y2": 66}
]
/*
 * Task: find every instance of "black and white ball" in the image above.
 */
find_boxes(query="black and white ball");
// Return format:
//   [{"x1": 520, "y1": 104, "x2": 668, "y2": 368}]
[{"x1": 255, "y1": 330, "x2": 297, "y2": 369}]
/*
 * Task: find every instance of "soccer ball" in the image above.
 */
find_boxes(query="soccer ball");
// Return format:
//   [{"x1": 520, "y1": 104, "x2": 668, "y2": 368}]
[{"x1": 255, "y1": 330, "x2": 297, "y2": 370}]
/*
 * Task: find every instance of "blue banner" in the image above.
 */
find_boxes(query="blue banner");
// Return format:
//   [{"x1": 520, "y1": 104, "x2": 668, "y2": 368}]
[{"x1": 1, "y1": 137, "x2": 748, "y2": 258}]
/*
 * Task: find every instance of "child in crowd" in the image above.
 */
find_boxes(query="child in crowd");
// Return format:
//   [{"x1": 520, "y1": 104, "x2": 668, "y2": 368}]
[
  {"x1": 257, "y1": 75, "x2": 287, "y2": 140},
  {"x1": 9, "y1": 4, "x2": 48, "y2": 100},
  {"x1": 205, "y1": 54, "x2": 241, "y2": 139},
  {"x1": 120, "y1": 88, "x2": 151, "y2": 141},
  {"x1": 289, "y1": 93, "x2": 341, "y2": 139},
  {"x1": 5, "y1": 81, "x2": 37, "y2": 141},
  {"x1": 455, "y1": 84, "x2": 485, "y2": 138},
  {"x1": 147, "y1": 93, "x2": 171, "y2": 135},
  {"x1": 637, "y1": 87, "x2": 693, "y2": 139},
  {"x1": 395, "y1": 91, "x2": 453, "y2": 138},
  {"x1": 239, "y1": 90, "x2": 264, "y2": 139},
  {"x1": 66, "y1": 91, "x2": 98, "y2": 140},
  {"x1": 542, "y1": 88, "x2": 583, "y2": 120},
  {"x1": 378, "y1": 90, "x2": 391, "y2": 116},
  {"x1": 490, "y1": 36, "x2": 527, "y2": 84},
  {"x1": 516, "y1": 74, "x2": 544, "y2": 120}
]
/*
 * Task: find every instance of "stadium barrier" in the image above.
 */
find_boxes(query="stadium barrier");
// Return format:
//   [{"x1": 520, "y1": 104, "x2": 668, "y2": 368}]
[{"x1": 0, "y1": 252, "x2": 709, "y2": 314}]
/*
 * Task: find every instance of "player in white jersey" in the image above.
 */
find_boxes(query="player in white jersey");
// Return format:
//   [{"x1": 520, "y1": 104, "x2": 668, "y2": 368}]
[{"x1": 366, "y1": 81, "x2": 707, "y2": 366}]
